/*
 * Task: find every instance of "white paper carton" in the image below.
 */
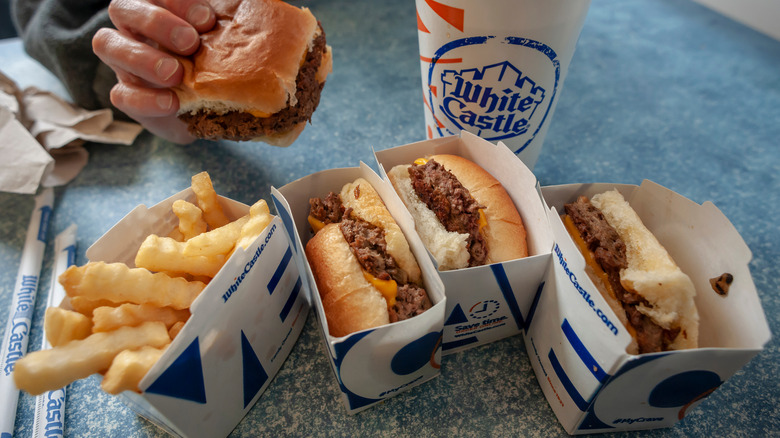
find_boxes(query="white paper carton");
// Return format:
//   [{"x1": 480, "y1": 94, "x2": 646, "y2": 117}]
[
  {"x1": 271, "y1": 163, "x2": 446, "y2": 413},
  {"x1": 374, "y1": 131, "x2": 554, "y2": 354},
  {"x1": 525, "y1": 181, "x2": 771, "y2": 434},
  {"x1": 84, "y1": 188, "x2": 309, "y2": 438}
]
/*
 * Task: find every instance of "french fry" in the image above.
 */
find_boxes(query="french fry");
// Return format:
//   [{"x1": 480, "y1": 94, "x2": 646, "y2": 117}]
[
  {"x1": 236, "y1": 199, "x2": 274, "y2": 250},
  {"x1": 44, "y1": 307, "x2": 92, "y2": 347},
  {"x1": 68, "y1": 296, "x2": 122, "y2": 317},
  {"x1": 159, "y1": 271, "x2": 213, "y2": 285},
  {"x1": 191, "y1": 171, "x2": 230, "y2": 229},
  {"x1": 101, "y1": 346, "x2": 167, "y2": 394},
  {"x1": 168, "y1": 321, "x2": 186, "y2": 340},
  {"x1": 190, "y1": 275, "x2": 212, "y2": 284},
  {"x1": 13, "y1": 321, "x2": 171, "y2": 395},
  {"x1": 135, "y1": 235, "x2": 226, "y2": 278},
  {"x1": 172, "y1": 199, "x2": 208, "y2": 240},
  {"x1": 22, "y1": 173, "x2": 279, "y2": 402},
  {"x1": 92, "y1": 304, "x2": 190, "y2": 333},
  {"x1": 60, "y1": 261, "x2": 205, "y2": 310},
  {"x1": 168, "y1": 227, "x2": 185, "y2": 242},
  {"x1": 181, "y1": 215, "x2": 249, "y2": 257}
]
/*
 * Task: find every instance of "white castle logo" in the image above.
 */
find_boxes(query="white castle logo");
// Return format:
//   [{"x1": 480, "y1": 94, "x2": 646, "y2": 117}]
[{"x1": 439, "y1": 61, "x2": 546, "y2": 141}]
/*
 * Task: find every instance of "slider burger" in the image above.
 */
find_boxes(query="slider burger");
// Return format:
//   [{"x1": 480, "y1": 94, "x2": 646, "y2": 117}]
[
  {"x1": 305, "y1": 178, "x2": 432, "y2": 337},
  {"x1": 387, "y1": 155, "x2": 527, "y2": 271},
  {"x1": 562, "y1": 190, "x2": 699, "y2": 354},
  {"x1": 173, "y1": 0, "x2": 333, "y2": 145}
]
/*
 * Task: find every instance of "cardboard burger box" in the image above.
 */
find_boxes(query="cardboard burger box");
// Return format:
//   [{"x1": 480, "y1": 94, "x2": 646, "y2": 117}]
[
  {"x1": 372, "y1": 131, "x2": 769, "y2": 432},
  {"x1": 526, "y1": 181, "x2": 771, "y2": 434},
  {"x1": 271, "y1": 163, "x2": 446, "y2": 414},
  {"x1": 83, "y1": 188, "x2": 309, "y2": 437},
  {"x1": 374, "y1": 131, "x2": 555, "y2": 354}
]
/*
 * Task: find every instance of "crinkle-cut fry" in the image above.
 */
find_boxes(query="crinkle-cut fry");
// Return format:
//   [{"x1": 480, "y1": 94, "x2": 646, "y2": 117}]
[
  {"x1": 13, "y1": 321, "x2": 171, "y2": 395},
  {"x1": 101, "y1": 346, "x2": 167, "y2": 394},
  {"x1": 135, "y1": 235, "x2": 226, "y2": 278},
  {"x1": 44, "y1": 307, "x2": 92, "y2": 347},
  {"x1": 172, "y1": 199, "x2": 208, "y2": 240},
  {"x1": 190, "y1": 275, "x2": 212, "y2": 284},
  {"x1": 181, "y1": 215, "x2": 249, "y2": 257},
  {"x1": 168, "y1": 321, "x2": 186, "y2": 340},
  {"x1": 68, "y1": 296, "x2": 122, "y2": 317},
  {"x1": 60, "y1": 261, "x2": 205, "y2": 310},
  {"x1": 158, "y1": 270, "x2": 190, "y2": 280},
  {"x1": 191, "y1": 171, "x2": 230, "y2": 229},
  {"x1": 157, "y1": 271, "x2": 212, "y2": 286},
  {"x1": 168, "y1": 227, "x2": 185, "y2": 242},
  {"x1": 92, "y1": 303, "x2": 190, "y2": 333},
  {"x1": 237, "y1": 200, "x2": 274, "y2": 250}
]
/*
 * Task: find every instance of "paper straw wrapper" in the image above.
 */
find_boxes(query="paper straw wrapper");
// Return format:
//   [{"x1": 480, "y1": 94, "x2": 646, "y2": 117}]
[
  {"x1": 31, "y1": 224, "x2": 77, "y2": 438},
  {"x1": 0, "y1": 188, "x2": 54, "y2": 437}
]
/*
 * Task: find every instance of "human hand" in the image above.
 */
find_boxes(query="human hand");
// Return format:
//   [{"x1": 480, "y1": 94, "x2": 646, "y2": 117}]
[{"x1": 92, "y1": 0, "x2": 216, "y2": 144}]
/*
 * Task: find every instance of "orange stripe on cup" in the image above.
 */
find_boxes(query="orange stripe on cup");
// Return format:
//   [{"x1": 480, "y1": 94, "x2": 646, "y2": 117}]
[
  {"x1": 420, "y1": 56, "x2": 462, "y2": 64},
  {"x1": 424, "y1": 0, "x2": 464, "y2": 32},
  {"x1": 417, "y1": 10, "x2": 430, "y2": 33}
]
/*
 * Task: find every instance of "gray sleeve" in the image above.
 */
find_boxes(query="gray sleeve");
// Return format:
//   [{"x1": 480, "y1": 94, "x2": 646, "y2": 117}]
[{"x1": 11, "y1": 0, "x2": 125, "y2": 119}]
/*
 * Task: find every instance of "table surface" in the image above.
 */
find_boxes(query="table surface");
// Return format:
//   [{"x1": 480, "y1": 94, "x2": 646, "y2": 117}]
[{"x1": 1, "y1": 0, "x2": 778, "y2": 436}]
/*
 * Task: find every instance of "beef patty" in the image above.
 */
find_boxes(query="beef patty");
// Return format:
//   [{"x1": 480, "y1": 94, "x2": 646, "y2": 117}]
[
  {"x1": 408, "y1": 159, "x2": 487, "y2": 266},
  {"x1": 564, "y1": 196, "x2": 680, "y2": 354}
]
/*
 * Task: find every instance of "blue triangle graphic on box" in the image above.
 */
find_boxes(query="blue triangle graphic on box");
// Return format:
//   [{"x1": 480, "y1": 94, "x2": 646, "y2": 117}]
[
  {"x1": 145, "y1": 338, "x2": 207, "y2": 404},
  {"x1": 241, "y1": 330, "x2": 269, "y2": 408},
  {"x1": 445, "y1": 303, "x2": 468, "y2": 325}
]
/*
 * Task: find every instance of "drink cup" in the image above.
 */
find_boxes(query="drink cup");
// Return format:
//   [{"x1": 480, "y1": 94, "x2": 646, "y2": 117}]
[{"x1": 415, "y1": 0, "x2": 591, "y2": 169}]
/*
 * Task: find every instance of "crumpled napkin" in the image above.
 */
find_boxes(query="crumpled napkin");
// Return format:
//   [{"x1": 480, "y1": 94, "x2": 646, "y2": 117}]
[{"x1": 0, "y1": 71, "x2": 143, "y2": 194}]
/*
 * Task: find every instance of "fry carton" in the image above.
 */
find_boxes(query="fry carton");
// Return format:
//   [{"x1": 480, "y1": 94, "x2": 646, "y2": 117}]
[
  {"x1": 271, "y1": 163, "x2": 446, "y2": 413},
  {"x1": 525, "y1": 181, "x2": 771, "y2": 434},
  {"x1": 374, "y1": 131, "x2": 554, "y2": 354},
  {"x1": 84, "y1": 188, "x2": 309, "y2": 437}
]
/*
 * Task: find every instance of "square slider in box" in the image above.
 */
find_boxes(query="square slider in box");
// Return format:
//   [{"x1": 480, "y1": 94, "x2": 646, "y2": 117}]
[
  {"x1": 84, "y1": 188, "x2": 309, "y2": 437},
  {"x1": 374, "y1": 131, "x2": 554, "y2": 354},
  {"x1": 271, "y1": 163, "x2": 446, "y2": 413},
  {"x1": 527, "y1": 181, "x2": 771, "y2": 434}
]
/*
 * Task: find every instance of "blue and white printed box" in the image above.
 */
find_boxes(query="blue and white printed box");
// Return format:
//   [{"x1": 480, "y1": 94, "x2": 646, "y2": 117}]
[
  {"x1": 526, "y1": 181, "x2": 771, "y2": 434},
  {"x1": 84, "y1": 188, "x2": 309, "y2": 438},
  {"x1": 374, "y1": 131, "x2": 554, "y2": 354},
  {"x1": 271, "y1": 163, "x2": 446, "y2": 414}
]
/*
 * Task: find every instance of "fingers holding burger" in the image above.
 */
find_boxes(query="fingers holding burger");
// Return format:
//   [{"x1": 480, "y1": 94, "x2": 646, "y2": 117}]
[
  {"x1": 172, "y1": 0, "x2": 333, "y2": 145},
  {"x1": 94, "y1": 0, "x2": 331, "y2": 145}
]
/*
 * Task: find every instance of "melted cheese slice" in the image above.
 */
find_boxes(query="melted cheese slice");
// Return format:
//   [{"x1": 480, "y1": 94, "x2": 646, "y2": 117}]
[
  {"x1": 477, "y1": 208, "x2": 487, "y2": 231},
  {"x1": 308, "y1": 215, "x2": 326, "y2": 233},
  {"x1": 362, "y1": 270, "x2": 397, "y2": 309},
  {"x1": 247, "y1": 109, "x2": 272, "y2": 118}
]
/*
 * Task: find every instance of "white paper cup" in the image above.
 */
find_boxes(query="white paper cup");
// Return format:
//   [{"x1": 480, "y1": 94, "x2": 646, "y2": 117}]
[{"x1": 415, "y1": 0, "x2": 590, "y2": 169}]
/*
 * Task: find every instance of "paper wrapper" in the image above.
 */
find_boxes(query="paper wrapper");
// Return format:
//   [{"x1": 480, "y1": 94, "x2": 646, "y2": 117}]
[
  {"x1": 84, "y1": 189, "x2": 308, "y2": 437},
  {"x1": 374, "y1": 132, "x2": 555, "y2": 354},
  {"x1": 524, "y1": 181, "x2": 771, "y2": 434},
  {"x1": 0, "y1": 71, "x2": 143, "y2": 194},
  {"x1": 271, "y1": 164, "x2": 446, "y2": 413}
]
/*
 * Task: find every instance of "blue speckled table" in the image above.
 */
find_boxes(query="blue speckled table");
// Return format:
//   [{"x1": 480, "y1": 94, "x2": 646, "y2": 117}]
[{"x1": 1, "y1": 0, "x2": 778, "y2": 436}]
